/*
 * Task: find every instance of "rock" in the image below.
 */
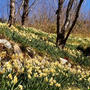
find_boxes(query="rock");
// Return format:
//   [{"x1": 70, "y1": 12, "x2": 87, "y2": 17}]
[
  {"x1": 0, "y1": 39, "x2": 12, "y2": 49},
  {"x1": 60, "y1": 58, "x2": 68, "y2": 64},
  {"x1": 60, "y1": 58, "x2": 72, "y2": 68},
  {"x1": 13, "y1": 43, "x2": 23, "y2": 68},
  {"x1": 13, "y1": 43, "x2": 23, "y2": 56}
]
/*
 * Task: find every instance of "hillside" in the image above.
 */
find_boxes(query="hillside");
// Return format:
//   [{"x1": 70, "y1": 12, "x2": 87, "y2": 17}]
[{"x1": 0, "y1": 23, "x2": 90, "y2": 90}]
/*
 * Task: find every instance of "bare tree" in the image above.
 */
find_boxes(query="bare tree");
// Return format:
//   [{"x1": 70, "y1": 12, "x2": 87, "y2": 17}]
[
  {"x1": 56, "y1": 0, "x2": 84, "y2": 48},
  {"x1": 8, "y1": 0, "x2": 15, "y2": 27},
  {"x1": 22, "y1": 0, "x2": 29, "y2": 25},
  {"x1": 56, "y1": 0, "x2": 64, "y2": 47},
  {"x1": 21, "y1": 0, "x2": 39, "y2": 26},
  {"x1": 15, "y1": 0, "x2": 24, "y2": 23}
]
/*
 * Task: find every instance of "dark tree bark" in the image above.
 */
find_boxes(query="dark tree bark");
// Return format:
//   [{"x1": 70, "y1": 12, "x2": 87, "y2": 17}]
[
  {"x1": 22, "y1": 0, "x2": 29, "y2": 26},
  {"x1": 9, "y1": 0, "x2": 15, "y2": 27},
  {"x1": 56, "y1": 0, "x2": 84, "y2": 49},
  {"x1": 61, "y1": 0, "x2": 74, "y2": 35},
  {"x1": 56, "y1": 0, "x2": 64, "y2": 47},
  {"x1": 64, "y1": 0, "x2": 84, "y2": 47},
  {"x1": 21, "y1": 0, "x2": 38, "y2": 26}
]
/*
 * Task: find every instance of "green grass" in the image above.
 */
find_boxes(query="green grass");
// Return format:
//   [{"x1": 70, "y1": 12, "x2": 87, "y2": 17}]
[
  {"x1": 0, "y1": 68, "x2": 89, "y2": 90},
  {"x1": 0, "y1": 23, "x2": 90, "y2": 90},
  {"x1": 0, "y1": 25, "x2": 90, "y2": 66},
  {"x1": 0, "y1": 26, "x2": 73, "y2": 59}
]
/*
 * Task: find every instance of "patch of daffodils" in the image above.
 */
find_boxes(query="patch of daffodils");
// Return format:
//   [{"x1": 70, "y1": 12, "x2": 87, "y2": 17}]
[{"x1": 0, "y1": 23, "x2": 90, "y2": 90}]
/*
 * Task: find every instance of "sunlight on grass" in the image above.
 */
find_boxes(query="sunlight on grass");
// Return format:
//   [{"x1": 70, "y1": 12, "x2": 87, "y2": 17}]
[{"x1": 0, "y1": 23, "x2": 90, "y2": 90}]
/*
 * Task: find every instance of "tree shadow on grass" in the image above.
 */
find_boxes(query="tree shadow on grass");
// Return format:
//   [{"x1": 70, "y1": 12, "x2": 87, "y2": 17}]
[{"x1": 0, "y1": 26, "x2": 90, "y2": 66}]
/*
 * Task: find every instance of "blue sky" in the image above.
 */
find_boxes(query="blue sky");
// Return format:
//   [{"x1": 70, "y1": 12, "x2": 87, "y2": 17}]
[
  {"x1": 0, "y1": 0, "x2": 90, "y2": 19},
  {"x1": 82, "y1": 0, "x2": 90, "y2": 11}
]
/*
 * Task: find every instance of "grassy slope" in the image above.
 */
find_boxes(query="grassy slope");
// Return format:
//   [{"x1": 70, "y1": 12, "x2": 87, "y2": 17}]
[
  {"x1": 0, "y1": 23, "x2": 90, "y2": 90},
  {"x1": 0, "y1": 23, "x2": 90, "y2": 66}
]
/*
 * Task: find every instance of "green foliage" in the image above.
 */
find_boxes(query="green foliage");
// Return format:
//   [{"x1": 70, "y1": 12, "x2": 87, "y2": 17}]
[
  {"x1": 0, "y1": 25, "x2": 90, "y2": 66},
  {"x1": 0, "y1": 23, "x2": 90, "y2": 90},
  {"x1": 0, "y1": 69, "x2": 89, "y2": 90}
]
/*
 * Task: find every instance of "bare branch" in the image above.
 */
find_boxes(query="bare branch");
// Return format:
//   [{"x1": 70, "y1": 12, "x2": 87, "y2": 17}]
[
  {"x1": 28, "y1": 0, "x2": 39, "y2": 13},
  {"x1": 16, "y1": 0, "x2": 24, "y2": 16},
  {"x1": 61, "y1": 0, "x2": 74, "y2": 34},
  {"x1": 64, "y1": 0, "x2": 84, "y2": 44}
]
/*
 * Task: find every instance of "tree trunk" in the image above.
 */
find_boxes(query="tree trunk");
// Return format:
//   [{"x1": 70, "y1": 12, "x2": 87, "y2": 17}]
[
  {"x1": 22, "y1": 0, "x2": 29, "y2": 26},
  {"x1": 63, "y1": 0, "x2": 84, "y2": 47},
  {"x1": 56, "y1": 0, "x2": 84, "y2": 49},
  {"x1": 61, "y1": 0, "x2": 74, "y2": 35},
  {"x1": 9, "y1": 0, "x2": 15, "y2": 27},
  {"x1": 59, "y1": 0, "x2": 74, "y2": 48},
  {"x1": 56, "y1": 0, "x2": 64, "y2": 48}
]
